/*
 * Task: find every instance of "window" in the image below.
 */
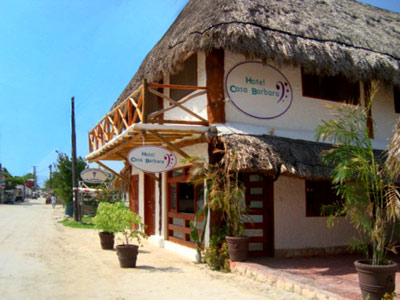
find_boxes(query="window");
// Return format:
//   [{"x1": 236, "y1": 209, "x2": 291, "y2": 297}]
[
  {"x1": 170, "y1": 54, "x2": 197, "y2": 100},
  {"x1": 394, "y1": 86, "x2": 400, "y2": 114},
  {"x1": 305, "y1": 180, "x2": 342, "y2": 217},
  {"x1": 301, "y1": 68, "x2": 360, "y2": 105},
  {"x1": 167, "y1": 166, "x2": 204, "y2": 214}
]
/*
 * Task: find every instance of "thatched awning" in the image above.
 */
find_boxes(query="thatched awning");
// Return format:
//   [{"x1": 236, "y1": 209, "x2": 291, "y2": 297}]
[
  {"x1": 221, "y1": 134, "x2": 386, "y2": 180},
  {"x1": 221, "y1": 134, "x2": 333, "y2": 179},
  {"x1": 112, "y1": 0, "x2": 400, "y2": 110}
]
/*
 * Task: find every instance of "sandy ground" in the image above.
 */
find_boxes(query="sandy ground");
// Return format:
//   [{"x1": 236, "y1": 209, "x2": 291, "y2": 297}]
[{"x1": 0, "y1": 198, "x2": 306, "y2": 300}]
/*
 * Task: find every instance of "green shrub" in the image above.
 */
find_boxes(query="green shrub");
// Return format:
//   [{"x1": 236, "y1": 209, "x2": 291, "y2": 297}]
[
  {"x1": 93, "y1": 202, "x2": 121, "y2": 233},
  {"x1": 112, "y1": 202, "x2": 147, "y2": 245},
  {"x1": 204, "y1": 226, "x2": 230, "y2": 272}
]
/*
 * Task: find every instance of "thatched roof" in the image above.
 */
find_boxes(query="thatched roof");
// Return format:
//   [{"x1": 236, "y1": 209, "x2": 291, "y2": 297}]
[
  {"x1": 387, "y1": 118, "x2": 400, "y2": 177},
  {"x1": 220, "y1": 134, "x2": 333, "y2": 179},
  {"x1": 112, "y1": 0, "x2": 400, "y2": 109},
  {"x1": 221, "y1": 134, "x2": 386, "y2": 180}
]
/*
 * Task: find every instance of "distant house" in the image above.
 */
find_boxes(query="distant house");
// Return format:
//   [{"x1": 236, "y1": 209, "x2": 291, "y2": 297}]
[{"x1": 86, "y1": 0, "x2": 400, "y2": 260}]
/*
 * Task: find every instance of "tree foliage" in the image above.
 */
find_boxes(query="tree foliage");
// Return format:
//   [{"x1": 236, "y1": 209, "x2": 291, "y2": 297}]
[
  {"x1": 51, "y1": 152, "x2": 87, "y2": 205},
  {"x1": 2, "y1": 168, "x2": 35, "y2": 190}
]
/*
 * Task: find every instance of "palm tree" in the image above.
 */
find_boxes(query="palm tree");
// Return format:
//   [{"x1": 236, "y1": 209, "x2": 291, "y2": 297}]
[{"x1": 316, "y1": 104, "x2": 400, "y2": 265}]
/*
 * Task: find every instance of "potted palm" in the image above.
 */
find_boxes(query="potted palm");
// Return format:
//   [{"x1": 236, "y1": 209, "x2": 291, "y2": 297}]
[
  {"x1": 113, "y1": 201, "x2": 147, "y2": 268},
  {"x1": 316, "y1": 103, "x2": 400, "y2": 300},
  {"x1": 93, "y1": 202, "x2": 120, "y2": 250},
  {"x1": 187, "y1": 156, "x2": 248, "y2": 262}
]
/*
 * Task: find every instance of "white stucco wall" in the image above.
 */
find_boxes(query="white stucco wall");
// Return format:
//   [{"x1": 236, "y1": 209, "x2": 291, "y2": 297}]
[
  {"x1": 274, "y1": 176, "x2": 356, "y2": 250},
  {"x1": 223, "y1": 51, "x2": 398, "y2": 150}
]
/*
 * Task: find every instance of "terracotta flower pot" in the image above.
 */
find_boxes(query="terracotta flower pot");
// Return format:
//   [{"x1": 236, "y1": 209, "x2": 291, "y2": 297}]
[
  {"x1": 226, "y1": 236, "x2": 249, "y2": 262},
  {"x1": 99, "y1": 232, "x2": 114, "y2": 250},
  {"x1": 354, "y1": 260, "x2": 397, "y2": 300},
  {"x1": 116, "y1": 244, "x2": 139, "y2": 268}
]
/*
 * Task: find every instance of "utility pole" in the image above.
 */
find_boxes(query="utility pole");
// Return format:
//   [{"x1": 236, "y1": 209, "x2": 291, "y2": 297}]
[{"x1": 71, "y1": 96, "x2": 80, "y2": 222}]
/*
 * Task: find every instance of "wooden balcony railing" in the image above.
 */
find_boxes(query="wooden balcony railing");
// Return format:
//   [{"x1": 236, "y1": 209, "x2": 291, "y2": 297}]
[{"x1": 88, "y1": 80, "x2": 208, "y2": 153}]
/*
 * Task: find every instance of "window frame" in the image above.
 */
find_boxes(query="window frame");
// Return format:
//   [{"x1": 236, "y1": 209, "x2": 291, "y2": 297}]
[
  {"x1": 301, "y1": 68, "x2": 360, "y2": 105},
  {"x1": 167, "y1": 166, "x2": 203, "y2": 215},
  {"x1": 394, "y1": 85, "x2": 400, "y2": 114},
  {"x1": 305, "y1": 180, "x2": 343, "y2": 217}
]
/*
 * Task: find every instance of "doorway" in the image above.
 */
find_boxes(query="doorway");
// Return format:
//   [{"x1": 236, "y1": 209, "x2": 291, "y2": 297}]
[
  {"x1": 144, "y1": 174, "x2": 156, "y2": 236},
  {"x1": 243, "y1": 173, "x2": 274, "y2": 257}
]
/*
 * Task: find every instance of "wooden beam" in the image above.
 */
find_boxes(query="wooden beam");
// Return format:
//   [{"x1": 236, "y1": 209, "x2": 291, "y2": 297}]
[
  {"x1": 103, "y1": 133, "x2": 143, "y2": 158},
  {"x1": 148, "y1": 88, "x2": 208, "y2": 124},
  {"x1": 206, "y1": 49, "x2": 226, "y2": 124},
  {"x1": 116, "y1": 153, "x2": 129, "y2": 164},
  {"x1": 147, "y1": 90, "x2": 207, "y2": 119},
  {"x1": 148, "y1": 83, "x2": 207, "y2": 90},
  {"x1": 142, "y1": 79, "x2": 149, "y2": 123},
  {"x1": 96, "y1": 161, "x2": 129, "y2": 183},
  {"x1": 147, "y1": 119, "x2": 206, "y2": 125},
  {"x1": 147, "y1": 130, "x2": 190, "y2": 158},
  {"x1": 118, "y1": 108, "x2": 129, "y2": 129}
]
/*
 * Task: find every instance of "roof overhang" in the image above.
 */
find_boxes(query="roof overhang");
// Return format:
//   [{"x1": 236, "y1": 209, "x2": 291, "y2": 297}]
[
  {"x1": 220, "y1": 134, "x2": 336, "y2": 180},
  {"x1": 85, "y1": 123, "x2": 215, "y2": 163}
]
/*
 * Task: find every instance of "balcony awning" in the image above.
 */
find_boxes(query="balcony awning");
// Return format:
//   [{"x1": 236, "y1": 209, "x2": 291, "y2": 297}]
[
  {"x1": 85, "y1": 123, "x2": 214, "y2": 162},
  {"x1": 86, "y1": 81, "x2": 212, "y2": 163}
]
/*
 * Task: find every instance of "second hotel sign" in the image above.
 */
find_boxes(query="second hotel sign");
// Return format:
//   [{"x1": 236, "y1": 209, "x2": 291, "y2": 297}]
[{"x1": 128, "y1": 146, "x2": 177, "y2": 173}]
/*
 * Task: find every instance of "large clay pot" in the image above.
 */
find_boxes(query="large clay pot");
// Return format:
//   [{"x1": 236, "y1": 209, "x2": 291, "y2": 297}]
[
  {"x1": 99, "y1": 232, "x2": 114, "y2": 250},
  {"x1": 116, "y1": 244, "x2": 139, "y2": 268},
  {"x1": 354, "y1": 260, "x2": 397, "y2": 300},
  {"x1": 226, "y1": 236, "x2": 249, "y2": 262}
]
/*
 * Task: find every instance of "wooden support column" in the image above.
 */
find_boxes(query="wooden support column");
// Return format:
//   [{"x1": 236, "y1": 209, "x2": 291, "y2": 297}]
[
  {"x1": 142, "y1": 79, "x2": 149, "y2": 123},
  {"x1": 206, "y1": 49, "x2": 225, "y2": 124},
  {"x1": 364, "y1": 81, "x2": 374, "y2": 139}
]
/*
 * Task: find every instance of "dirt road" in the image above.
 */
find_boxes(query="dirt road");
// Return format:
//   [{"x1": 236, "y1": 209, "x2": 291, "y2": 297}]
[{"x1": 0, "y1": 198, "x2": 305, "y2": 300}]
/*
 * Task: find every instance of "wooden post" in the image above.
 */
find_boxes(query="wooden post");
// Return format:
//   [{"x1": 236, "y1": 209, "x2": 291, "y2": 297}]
[
  {"x1": 206, "y1": 49, "x2": 225, "y2": 124},
  {"x1": 142, "y1": 79, "x2": 149, "y2": 123},
  {"x1": 364, "y1": 81, "x2": 374, "y2": 139},
  {"x1": 71, "y1": 96, "x2": 80, "y2": 222}
]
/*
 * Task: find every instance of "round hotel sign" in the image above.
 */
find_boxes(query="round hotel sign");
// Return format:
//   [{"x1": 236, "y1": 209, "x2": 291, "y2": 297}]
[
  {"x1": 128, "y1": 146, "x2": 177, "y2": 173},
  {"x1": 80, "y1": 168, "x2": 109, "y2": 184},
  {"x1": 225, "y1": 61, "x2": 293, "y2": 119}
]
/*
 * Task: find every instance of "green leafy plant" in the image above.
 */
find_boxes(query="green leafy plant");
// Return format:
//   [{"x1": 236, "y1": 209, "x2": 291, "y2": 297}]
[
  {"x1": 204, "y1": 226, "x2": 230, "y2": 272},
  {"x1": 186, "y1": 156, "x2": 246, "y2": 237},
  {"x1": 112, "y1": 202, "x2": 147, "y2": 246},
  {"x1": 93, "y1": 202, "x2": 121, "y2": 233},
  {"x1": 365, "y1": 292, "x2": 396, "y2": 300},
  {"x1": 189, "y1": 209, "x2": 208, "y2": 263},
  {"x1": 316, "y1": 104, "x2": 400, "y2": 265}
]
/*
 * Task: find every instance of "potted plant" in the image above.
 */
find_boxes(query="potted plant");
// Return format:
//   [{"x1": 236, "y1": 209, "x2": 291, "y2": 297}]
[
  {"x1": 113, "y1": 201, "x2": 147, "y2": 268},
  {"x1": 316, "y1": 102, "x2": 399, "y2": 300},
  {"x1": 93, "y1": 202, "x2": 120, "y2": 250},
  {"x1": 187, "y1": 157, "x2": 248, "y2": 262}
]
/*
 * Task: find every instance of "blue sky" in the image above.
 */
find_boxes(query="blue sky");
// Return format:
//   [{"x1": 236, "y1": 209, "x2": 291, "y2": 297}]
[{"x1": 0, "y1": 0, "x2": 399, "y2": 185}]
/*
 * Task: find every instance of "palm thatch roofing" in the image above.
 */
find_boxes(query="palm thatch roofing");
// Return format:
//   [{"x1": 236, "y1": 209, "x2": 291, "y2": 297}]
[
  {"x1": 220, "y1": 134, "x2": 384, "y2": 180},
  {"x1": 112, "y1": 0, "x2": 400, "y2": 109},
  {"x1": 220, "y1": 134, "x2": 332, "y2": 179}
]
